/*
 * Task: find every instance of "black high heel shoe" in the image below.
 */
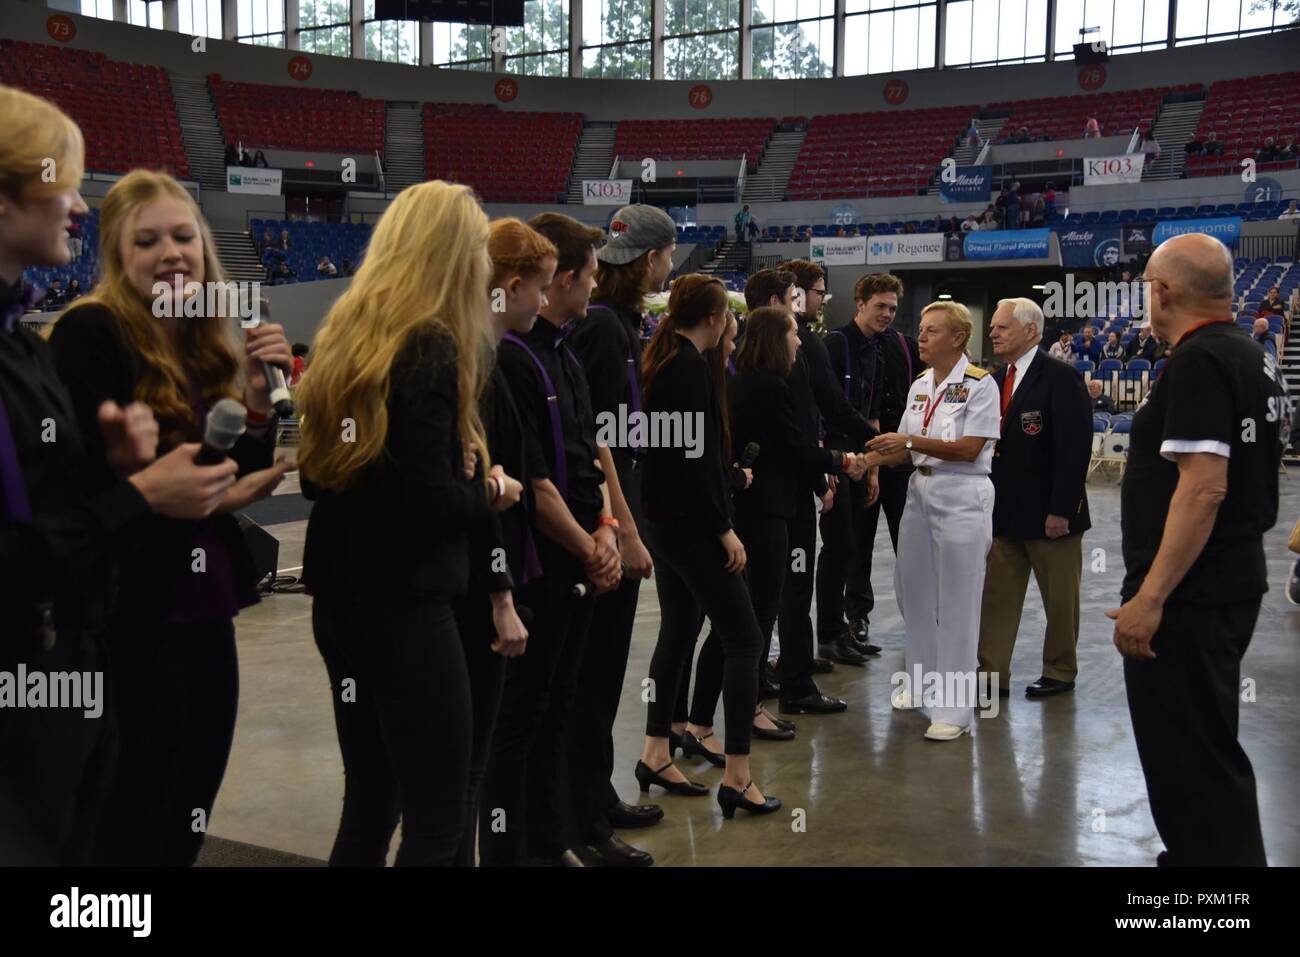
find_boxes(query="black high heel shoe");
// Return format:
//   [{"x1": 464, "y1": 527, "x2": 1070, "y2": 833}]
[
  {"x1": 635, "y1": 760, "x2": 709, "y2": 797},
  {"x1": 680, "y1": 731, "x2": 726, "y2": 768},
  {"x1": 752, "y1": 709, "x2": 795, "y2": 741},
  {"x1": 717, "y1": 781, "x2": 782, "y2": 819}
]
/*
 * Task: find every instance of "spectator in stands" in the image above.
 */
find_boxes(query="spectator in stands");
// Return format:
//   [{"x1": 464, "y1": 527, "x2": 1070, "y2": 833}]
[
  {"x1": 1043, "y1": 182, "x2": 1057, "y2": 218},
  {"x1": 341, "y1": 258, "x2": 355, "y2": 276},
  {"x1": 964, "y1": 118, "x2": 982, "y2": 149},
  {"x1": 1079, "y1": 325, "x2": 1101, "y2": 362},
  {"x1": 316, "y1": 256, "x2": 338, "y2": 278},
  {"x1": 1259, "y1": 137, "x2": 1280, "y2": 162},
  {"x1": 734, "y1": 204, "x2": 753, "y2": 241},
  {"x1": 1143, "y1": 127, "x2": 1161, "y2": 162},
  {"x1": 239, "y1": 146, "x2": 254, "y2": 167},
  {"x1": 978, "y1": 210, "x2": 998, "y2": 230},
  {"x1": 1087, "y1": 379, "x2": 1114, "y2": 413},
  {"x1": 43, "y1": 279, "x2": 66, "y2": 308},
  {"x1": 1050, "y1": 331, "x2": 1074, "y2": 361},
  {"x1": 271, "y1": 261, "x2": 296, "y2": 285},
  {"x1": 835, "y1": 226, "x2": 847, "y2": 236},
  {"x1": 961, "y1": 213, "x2": 980, "y2": 231},
  {"x1": 66, "y1": 278, "x2": 82, "y2": 302},
  {"x1": 260, "y1": 227, "x2": 276, "y2": 251},
  {"x1": 1029, "y1": 194, "x2": 1046, "y2": 226},
  {"x1": 947, "y1": 216, "x2": 961, "y2": 234},
  {"x1": 1084, "y1": 117, "x2": 1101, "y2": 139},
  {"x1": 1257, "y1": 285, "x2": 1288, "y2": 319},
  {"x1": 289, "y1": 342, "x2": 308, "y2": 387},
  {"x1": 1280, "y1": 138, "x2": 1299, "y2": 161},
  {"x1": 1252, "y1": 318, "x2": 1278, "y2": 361},
  {"x1": 929, "y1": 214, "x2": 944, "y2": 233},
  {"x1": 1006, "y1": 125, "x2": 1031, "y2": 145},
  {"x1": 1278, "y1": 200, "x2": 1300, "y2": 221},
  {"x1": 224, "y1": 143, "x2": 238, "y2": 167},
  {"x1": 1184, "y1": 135, "x2": 1204, "y2": 156},
  {"x1": 1126, "y1": 324, "x2": 1157, "y2": 362},
  {"x1": 280, "y1": 229, "x2": 291, "y2": 251},
  {"x1": 903, "y1": 222, "x2": 918, "y2": 234},
  {"x1": 1101, "y1": 331, "x2": 1125, "y2": 360},
  {"x1": 252, "y1": 150, "x2": 269, "y2": 169},
  {"x1": 1202, "y1": 131, "x2": 1223, "y2": 157},
  {"x1": 66, "y1": 218, "x2": 83, "y2": 260}
]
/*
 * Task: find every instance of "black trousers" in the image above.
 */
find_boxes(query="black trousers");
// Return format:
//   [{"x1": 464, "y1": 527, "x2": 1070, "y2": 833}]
[
  {"x1": 847, "y1": 464, "x2": 909, "y2": 627},
  {"x1": 1124, "y1": 597, "x2": 1267, "y2": 867},
  {"x1": 644, "y1": 522, "x2": 762, "y2": 754},
  {"x1": 479, "y1": 537, "x2": 595, "y2": 864},
  {"x1": 568, "y1": 575, "x2": 641, "y2": 844},
  {"x1": 313, "y1": 595, "x2": 471, "y2": 867},
  {"x1": 93, "y1": 618, "x2": 239, "y2": 867},
  {"x1": 684, "y1": 514, "x2": 790, "y2": 724},
  {"x1": 0, "y1": 628, "x2": 115, "y2": 866},
  {"x1": 815, "y1": 476, "x2": 869, "y2": 642},
  {"x1": 777, "y1": 501, "x2": 820, "y2": 696},
  {"x1": 673, "y1": 615, "x2": 723, "y2": 728},
  {"x1": 452, "y1": 591, "x2": 508, "y2": 866}
]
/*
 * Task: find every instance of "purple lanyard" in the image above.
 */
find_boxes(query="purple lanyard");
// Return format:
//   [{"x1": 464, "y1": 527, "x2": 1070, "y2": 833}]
[
  {"x1": 894, "y1": 330, "x2": 913, "y2": 383},
  {"x1": 504, "y1": 332, "x2": 571, "y2": 502},
  {"x1": 0, "y1": 394, "x2": 33, "y2": 522}
]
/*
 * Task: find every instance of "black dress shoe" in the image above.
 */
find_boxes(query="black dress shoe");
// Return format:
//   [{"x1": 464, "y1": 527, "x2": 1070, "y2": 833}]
[
  {"x1": 681, "y1": 730, "x2": 726, "y2": 768},
  {"x1": 848, "y1": 618, "x2": 870, "y2": 643},
  {"x1": 1025, "y1": 676, "x2": 1075, "y2": 698},
  {"x1": 763, "y1": 662, "x2": 780, "y2": 686},
  {"x1": 606, "y1": 800, "x2": 663, "y2": 829},
  {"x1": 717, "y1": 781, "x2": 782, "y2": 819},
  {"x1": 811, "y1": 657, "x2": 835, "y2": 674},
  {"x1": 848, "y1": 635, "x2": 882, "y2": 657},
  {"x1": 819, "y1": 636, "x2": 867, "y2": 666},
  {"x1": 576, "y1": 835, "x2": 654, "y2": 867},
  {"x1": 758, "y1": 679, "x2": 781, "y2": 701},
  {"x1": 757, "y1": 708, "x2": 796, "y2": 732},
  {"x1": 779, "y1": 691, "x2": 848, "y2": 715},
  {"x1": 751, "y1": 722, "x2": 796, "y2": 741},
  {"x1": 635, "y1": 759, "x2": 709, "y2": 796}
]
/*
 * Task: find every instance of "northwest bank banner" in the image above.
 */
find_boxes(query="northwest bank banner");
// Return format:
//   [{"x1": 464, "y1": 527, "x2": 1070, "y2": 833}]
[
  {"x1": 1152, "y1": 216, "x2": 1242, "y2": 247},
  {"x1": 1057, "y1": 226, "x2": 1122, "y2": 268},
  {"x1": 939, "y1": 165, "x2": 992, "y2": 204},
  {"x1": 962, "y1": 228, "x2": 1051, "y2": 261}
]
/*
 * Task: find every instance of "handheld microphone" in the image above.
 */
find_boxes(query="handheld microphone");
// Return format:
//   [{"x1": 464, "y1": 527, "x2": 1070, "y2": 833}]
[
  {"x1": 196, "y1": 398, "x2": 248, "y2": 465},
  {"x1": 739, "y1": 441, "x2": 760, "y2": 469},
  {"x1": 573, "y1": 563, "x2": 631, "y2": 598},
  {"x1": 248, "y1": 297, "x2": 295, "y2": 418}
]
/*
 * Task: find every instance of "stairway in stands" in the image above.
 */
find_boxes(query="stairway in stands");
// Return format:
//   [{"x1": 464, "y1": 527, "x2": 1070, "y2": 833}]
[
  {"x1": 384, "y1": 102, "x2": 426, "y2": 192},
  {"x1": 742, "y1": 125, "x2": 806, "y2": 202},
  {"x1": 927, "y1": 117, "x2": 1005, "y2": 194},
  {"x1": 566, "y1": 122, "x2": 618, "y2": 203},
  {"x1": 700, "y1": 237, "x2": 752, "y2": 278},
  {"x1": 212, "y1": 229, "x2": 264, "y2": 283},
  {"x1": 1144, "y1": 97, "x2": 1204, "y2": 181},
  {"x1": 171, "y1": 75, "x2": 228, "y2": 191}
]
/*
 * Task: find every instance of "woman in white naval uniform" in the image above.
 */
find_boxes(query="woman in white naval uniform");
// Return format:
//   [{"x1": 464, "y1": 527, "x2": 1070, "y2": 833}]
[{"x1": 863, "y1": 301, "x2": 1001, "y2": 740}]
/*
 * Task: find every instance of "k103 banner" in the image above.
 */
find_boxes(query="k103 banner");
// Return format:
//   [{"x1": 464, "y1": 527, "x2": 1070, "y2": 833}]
[{"x1": 1082, "y1": 154, "x2": 1145, "y2": 185}]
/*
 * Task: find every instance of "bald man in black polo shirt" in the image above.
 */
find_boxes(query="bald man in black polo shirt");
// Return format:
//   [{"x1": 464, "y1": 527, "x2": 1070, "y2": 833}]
[{"x1": 1112, "y1": 233, "x2": 1289, "y2": 867}]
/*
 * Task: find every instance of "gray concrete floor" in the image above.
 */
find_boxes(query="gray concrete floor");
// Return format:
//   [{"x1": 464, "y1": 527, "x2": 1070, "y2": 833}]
[{"x1": 211, "y1": 480, "x2": 1300, "y2": 866}]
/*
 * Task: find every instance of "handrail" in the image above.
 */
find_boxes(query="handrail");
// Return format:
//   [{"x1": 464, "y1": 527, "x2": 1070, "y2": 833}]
[
  {"x1": 375, "y1": 149, "x2": 386, "y2": 195},
  {"x1": 737, "y1": 152, "x2": 747, "y2": 201},
  {"x1": 1126, "y1": 127, "x2": 1142, "y2": 154},
  {"x1": 974, "y1": 140, "x2": 991, "y2": 165},
  {"x1": 609, "y1": 153, "x2": 620, "y2": 180}
]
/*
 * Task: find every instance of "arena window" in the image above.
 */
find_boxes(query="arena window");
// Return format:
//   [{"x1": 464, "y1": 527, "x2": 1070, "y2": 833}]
[
  {"x1": 663, "y1": 0, "x2": 742, "y2": 80},
  {"x1": 237, "y1": 0, "x2": 287, "y2": 48},
  {"x1": 504, "y1": 0, "x2": 572, "y2": 77}
]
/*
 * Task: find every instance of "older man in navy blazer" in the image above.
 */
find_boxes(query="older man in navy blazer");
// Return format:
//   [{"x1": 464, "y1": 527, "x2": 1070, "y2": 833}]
[{"x1": 978, "y1": 298, "x2": 1093, "y2": 698}]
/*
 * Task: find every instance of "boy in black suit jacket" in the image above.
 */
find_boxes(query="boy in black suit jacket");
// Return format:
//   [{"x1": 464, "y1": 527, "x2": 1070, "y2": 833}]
[{"x1": 978, "y1": 298, "x2": 1093, "y2": 698}]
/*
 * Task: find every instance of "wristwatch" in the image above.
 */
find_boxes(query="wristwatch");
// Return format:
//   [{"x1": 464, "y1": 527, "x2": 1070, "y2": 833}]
[{"x1": 904, "y1": 436, "x2": 914, "y2": 450}]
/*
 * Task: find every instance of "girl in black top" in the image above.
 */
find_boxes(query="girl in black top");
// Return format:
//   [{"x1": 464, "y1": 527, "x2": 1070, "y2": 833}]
[
  {"x1": 0, "y1": 86, "x2": 237, "y2": 866},
  {"x1": 450, "y1": 217, "x2": 551, "y2": 865},
  {"x1": 637, "y1": 275, "x2": 781, "y2": 819},
  {"x1": 297, "y1": 182, "x2": 522, "y2": 866},
  {"x1": 49, "y1": 170, "x2": 291, "y2": 867}
]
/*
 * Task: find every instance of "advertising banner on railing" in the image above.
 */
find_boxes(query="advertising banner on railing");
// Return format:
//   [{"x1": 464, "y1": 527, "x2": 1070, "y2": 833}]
[
  {"x1": 1082, "y1": 154, "x2": 1146, "y2": 185},
  {"x1": 867, "y1": 233, "x2": 945, "y2": 265},
  {"x1": 962, "y1": 228, "x2": 1052, "y2": 261},
  {"x1": 1057, "y1": 226, "x2": 1122, "y2": 267},
  {"x1": 582, "y1": 179, "x2": 633, "y2": 205},
  {"x1": 939, "y1": 165, "x2": 992, "y2": 204},
  {"x1": 1152, "y1": 216, "x2": 1242, "y2": 247},
  {"x1": 810, "y1": 236, "x2": 867, "y2": 266},
  {"x1": 226, "y1": 167, "x2": 282, "y2": 195}
]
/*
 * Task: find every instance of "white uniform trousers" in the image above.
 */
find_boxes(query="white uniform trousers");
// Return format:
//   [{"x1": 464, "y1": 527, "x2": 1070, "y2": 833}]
[{"x1": 894, "y1": 468, "x2": 994, "y2": 729}]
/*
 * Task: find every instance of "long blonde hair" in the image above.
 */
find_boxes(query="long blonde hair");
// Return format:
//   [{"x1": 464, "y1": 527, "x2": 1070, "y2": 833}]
[
  {"x1": 0, "y1": 84, "x2": 84, "y2": 200},
  {"x1": 61, "y1": 170, "x2": 241, "y2": 448},
  {"x1": 297, "y1": 181, "x2": 492, "y2": 491}
]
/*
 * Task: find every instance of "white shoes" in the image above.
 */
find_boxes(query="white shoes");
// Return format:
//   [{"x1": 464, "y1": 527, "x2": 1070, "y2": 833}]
[
  {"x1": 924, "y1": 722, "x2": 971, "y2": 741},
  {"x1": 891, "y1": 687, "x2": 919, "y2": 710}
]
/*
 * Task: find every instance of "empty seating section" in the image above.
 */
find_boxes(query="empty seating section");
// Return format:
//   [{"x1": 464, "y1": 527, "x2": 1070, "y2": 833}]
[
  {"x1": 424, "y1": 104, "x2": 581, "y2": 203},
  {"x1": 989, "y1": 86, "x2": 1186, "y2": 142},
  {"x1": 0, "y1": 40, "x2": 189, "y2": 177},
  {"x1": 210, "y1": 76, "x2": 386, "y2": 154},
  {"x1": 1184, "y1": 72, "x2": 1300, "y2": 177},
  {"x1": 251, "y1": 219, "x2": 373, "y2": 283},
  {"x1": 614, "y1": 118, "x2": 775, "y2": 169},
  {"x1": 1049, "y1": 198, "x2": 1292, "y2": 226},
  {"x1": 786, "y1": 106, "x2": 974, "y2": 200}
]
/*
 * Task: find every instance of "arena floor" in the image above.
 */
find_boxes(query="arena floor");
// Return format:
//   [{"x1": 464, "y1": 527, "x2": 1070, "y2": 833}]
[{"x1": 211, "y1": 477, "x2": 1300, "y2": 867}]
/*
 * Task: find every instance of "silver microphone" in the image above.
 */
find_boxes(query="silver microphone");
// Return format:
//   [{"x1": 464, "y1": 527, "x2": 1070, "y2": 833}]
[{"x1": 248, "y1": 296, "x2": 294, "y2": 418}]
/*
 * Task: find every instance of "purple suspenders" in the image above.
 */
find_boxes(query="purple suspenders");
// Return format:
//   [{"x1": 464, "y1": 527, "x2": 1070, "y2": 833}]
[{"x1": 0, "y1": 396, "x2": 33, "y2": 522}]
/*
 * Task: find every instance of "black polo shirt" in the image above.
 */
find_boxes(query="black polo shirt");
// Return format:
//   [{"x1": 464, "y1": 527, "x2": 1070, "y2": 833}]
[
  {"x1": 1120, "y1": 320, "x2": 1288, "y2": 604},
  {"x1": 497, "y1": 315, "x2": 605, "y2": 530}
]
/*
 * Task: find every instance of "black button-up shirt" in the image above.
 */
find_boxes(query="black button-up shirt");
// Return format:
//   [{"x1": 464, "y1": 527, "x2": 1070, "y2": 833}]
[
  {"x1": 824, "y1": 319, "x2": 886, "y2": 443},
  {"x1": 498, "y1": 315, "x2": 605, "y2": 530}
]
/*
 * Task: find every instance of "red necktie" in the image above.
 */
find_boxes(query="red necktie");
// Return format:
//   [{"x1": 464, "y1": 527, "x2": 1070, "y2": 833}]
[{"x1": 1001, "y1": 364, "x2": 1016, "y2": 417}]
